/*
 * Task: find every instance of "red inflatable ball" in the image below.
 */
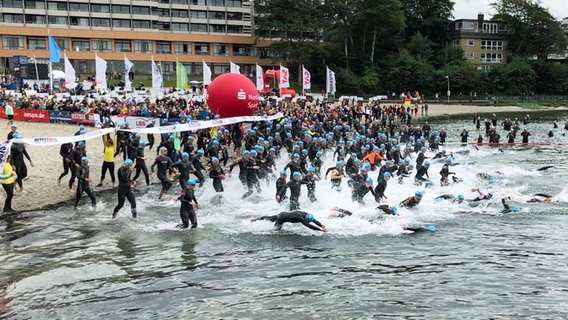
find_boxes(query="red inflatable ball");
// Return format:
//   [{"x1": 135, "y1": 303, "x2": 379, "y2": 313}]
[{"x1": 206, "y1": 73, "x2": 259, "y2": 118}]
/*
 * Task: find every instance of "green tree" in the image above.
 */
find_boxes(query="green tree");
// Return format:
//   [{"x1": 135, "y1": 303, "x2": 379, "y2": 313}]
[
  {"x1": 401, "y1": 0, "x2": 455, "y2": 47},
  {"x1": 492, "y1": 0, "x2": 568, "y2": 61}
]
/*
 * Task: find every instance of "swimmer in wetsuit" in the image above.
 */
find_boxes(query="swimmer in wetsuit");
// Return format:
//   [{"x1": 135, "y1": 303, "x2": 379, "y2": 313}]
[
  {"x1": 400, "y1": 190, "x2": 425, "y2": 208},
  {"x1": 501, "y1": 197, "x2": 521, "y2": 213},
  {"x1": 403, "y1": 225, "x2": 437, "y2": 232},
  {"x1": 174, "y1": 179, "x2": 199, "y2": 229},
  {"x1": 471, "y1": 188, "x2": 493, "y2": 201},
  {"x1": 250, "y1": 211, "x2": 329, "y2": 232},
  {"x1": 527, "y1": 193, "x2": 553, "y2": 202},
  {"x1": 112, "y1": 159, "x2": 137, "y2": 218},
  {"x1": 377, "y1": 204, "x2": 398, "y2": 215}
]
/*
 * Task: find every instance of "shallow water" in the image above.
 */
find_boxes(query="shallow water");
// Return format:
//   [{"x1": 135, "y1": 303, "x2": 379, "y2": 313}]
[{"x1": 1, "y1": 111, "x2": 568, "y2": 319}]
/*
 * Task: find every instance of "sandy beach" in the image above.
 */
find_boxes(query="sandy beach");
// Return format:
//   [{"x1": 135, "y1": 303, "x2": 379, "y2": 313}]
[{"x1": 2, "y1": 103, "x2": 567, "y2": 212}]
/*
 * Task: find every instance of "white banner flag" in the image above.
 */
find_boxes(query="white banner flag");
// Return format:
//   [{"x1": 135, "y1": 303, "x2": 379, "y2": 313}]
[
  {"x1": 203, "y1": 61, "x2": 212, "y2": 85},
  {"x1": 326, "y1": 67, "x2": 336, "y2": 94},
  {"x1": 124, "y1": 56, "x2": 133, "y2": 91},
  {"x1": 0, "y1": 140, "x2": 12, "y2": 178},
  {"x1": 255, "y1": 65, "x2": 264, "y2": 91},
  {"x1": 279, "y1": 65, "x2": 289, "y2": 88},
  {"x1": 230, "y1": 61, "x2": 241, "y2": 74},
  {"x1": 64, "y1": 54, "x2": 76, "y2": 89},
  {"x1": 151, "y1": 58, "x2": 162, "y2": 91},
  {"x1": 302, "y1": 66, "x2": 311, "y2": 90},
  {"x1": 95, "y1": 54, "x2": 107, "y2": 90}
]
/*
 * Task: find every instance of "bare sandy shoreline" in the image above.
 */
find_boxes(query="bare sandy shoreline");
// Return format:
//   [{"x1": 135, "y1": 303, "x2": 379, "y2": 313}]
[{"x1": 2, "y1": 103, "x2": 567, "y2": 213}]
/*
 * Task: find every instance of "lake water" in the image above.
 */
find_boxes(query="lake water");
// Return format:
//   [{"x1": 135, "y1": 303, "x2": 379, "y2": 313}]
[{"x1": 1, "y1": 111, "x2": 568, "y2": 319}]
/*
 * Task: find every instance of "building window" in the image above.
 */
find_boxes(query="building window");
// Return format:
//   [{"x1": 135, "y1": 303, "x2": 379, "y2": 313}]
[
  {"x1": 3, "y1": 14, "x2": 23, "y2": 23},
  {"x1": 172, "y1": 23, "x2": 189, "y2": 31},
  {"x1": 2, "y1": 36, "x2": 24, "y2": 49},
  {"x1": 175, "y1": 42, "x2": 192, "y2": 54},
  {"x1": 153, "y1": 8, "x2": 170, "y2": 17},
  {"x1": 227, "y1": 12, "x2": 242, "y2": 20},
  {"x1": 54, "y1": 37, "x2": 69, "y2": 51},
  {"x1": 69, "y1": 3, "x2": 89, "y2": 12},
  {"x1": 209, "y1": 24, "x2": 225, "y2": 33},
  {"x1": 92, "y1": 18, "x2": 110, "y2": 27},
  {"x1": 133, "y1": 20, "x2": 150, "y2": 29},
  {"x1": 48, "y1": 16, "x2": 68, "y2": 25},
  {"x1": 112, "y1": 5, "x2": 130, "y2": 14},
  {"x1": 46, "y1": 1, "x2": 67, "y2": 11},
  {"x1": 27, "y1": 37, "x2": 46, "y2": 50},
  {"x1": 72, "y1": 39, "x2": 90, "y2": 52},
  {"x1": 482, "y1": 23, "x2": 498, "y2": 34},
  {"x1": 213, "y1": 43, "x2": 228, "y2": 56},
  {"x1": 155, "y1": 22, "x2": 170, "y2": 31},
  {"x1": 191, "y1": 11, "x2": 207, "y2": 19},
  {"x1": 213, "y1": 64, "x2": 228, "y2": 74},
  {"x1": 92, "y1": 39, "x2": 112, "y2": 52},
  {"x1": 172, "y1": 0, "x2": 188, "y2": 4},
  {"x1": 480, "y1": 53, "x2": 503, "y2": 63},
  {"x1": 209, "y1": 11, "x2": 225, "y2": 20},
  {"x1": 113, "y1": 19, "x2": 131, "y2": 28},
  {"x1": 227, "y1": 25, "x2": 242, "y2": 34},
  {"x1": 156, "y1": 41, "x2": 172, "y2": 54},
  {"x1": 25, "y1": 14, "x2": 46, "y2": 24},
  {"x1": 195, "y1": 43, "x2": 209, "y2": 55},
  {"x1": 115, "y1": 40, "x2": 132, "y2": 52},
  {"x1": 466, "y1": 39, "x2": 474, "y2": 46},
  {"x1": 226, "y1": 0, "x2": 241, "y2": 7},
  {"x1": 132, "y1": 6, "x2": 150, "y2": 15},
  {"x1": 3, "y1": 0, "x2": 23, "y2": 8},
  {"x1": 91, "y1": 4, "x2": 109, "y2": 13},
  {"x1": 191, "y1": 0, "x2": 206, "y2": 5},
  {"x1": 210, "y1": 0, "x2": 224, "y2": 6},
  {"x1": 171, "y1": 10, "x2": 188, "y2": 18},
  {"x1": 134, "y1": 40, "x2": 152, "y2": 53},
  {"x1": 452, "y1": 39, "x2": 460, "y2": 46},
  {"x1": 190, "y1": 24, "x2": 207, "y2": 32},
  {"x1": 27, "y1": 0, "x2": 46, "y2": 9},
  {"x1": 481, "y1": 40, "x2": 503, "y2": 50},
  {"x1": 465, "y1": 52, "x2": 474, "y2": 60},
  {"x1": 70, "y1": 17, "x2": 89, "y2": 26}
]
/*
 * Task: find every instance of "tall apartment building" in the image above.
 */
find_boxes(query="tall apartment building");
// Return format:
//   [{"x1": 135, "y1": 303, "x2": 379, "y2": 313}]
[
  {"x1": 0, "y1": 0, "x2": 274, "y2": 81},
  {"x1": 450, "y1": 14, "x2": 508, "y2": 69}
]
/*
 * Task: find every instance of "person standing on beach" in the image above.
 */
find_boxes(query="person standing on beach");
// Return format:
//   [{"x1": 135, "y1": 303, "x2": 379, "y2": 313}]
[
  {"x1": 10, "y1": 133, "x2": 33, "y2": 192},
  {"x1": 4, "y1": 102, "x2": 14, "y2": 129},
  {"x1": 112, "y1": 159, "x2": 136, "y2": 218},
  {"x1": 75, "y1": 156, "x2": 96, "y2": 209},
  {"x1": 98, "y1": 133, "x2": 117, "y2": 188},
  {"x1": 1, "y1": 155, "x2": 16, "y2": 212},
  {"x1": 57, "y1": 142, "x2": 73, "y2": 186}
]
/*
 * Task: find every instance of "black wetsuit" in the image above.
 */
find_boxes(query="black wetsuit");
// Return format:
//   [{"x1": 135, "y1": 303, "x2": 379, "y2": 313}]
[
  {"x1": 191, "y1": 154, "x2": 206, "y2": 186},
  {"x1": 352, "y1": 184, "x2": 375, "y2": 204},
  {"x1": 58, "y1": 142, "x2": 73, "y2": 182},
  {"x1": 374, "y1": 178, "x2": 388, "y2": 202},
  {"x1": 400, "y1": 196, "x2": 421, "y2": 208},
  {"x1": 253, "y1": 211, "x2": 325, "y2": 231},
  {"x1": 10, "y1": 143, "x2": 30, "y2": 190},
  {"x1": 178, "y1": 188, "x2": 198, "y2": 229},
  {"x1": 75, "y1": 165, "x2": 96, "y2": 208},
  {"x1": 172, "y1": 159, "x2": 193, "y2": 189},
  {"x1": 377, "y1": 204, "x2": 396, "y2": 215},
  {"x1": 302, "y1": 174, "x2": 318, "y2": 202},
  {"x1": 415, "y1": 166, "x2": 429, "y2": 184},
  {"x1": 132, "y1": 146, "x2": 150, "y2": 186},
  {"x1": 279, "y1": 179, "x2": 305, "y2": 210},
  {"x1": 69, "y1": 146, "x2": 86, "y2": 189},
  {"x1": 229, "y1": 157, "x2": 247, "y2": 185},
  {"x1": 151, "y1": 155, "x2": 174, "y2": 198},
  {"x1": 242, "y1": 158, "x2": 261, "y2": 198},
  {"x1": 112, "y1": 166, "x2": 137, "y2": 218},
  {"x1": 276, "y1": 177, "x2": 287, "y2": 202},
  {"x1": 209, "y1": 164, "x2": 225, "y2": 192},
  {"x1": 439, "y1": 164, "x2": 454, "y2": 185}
]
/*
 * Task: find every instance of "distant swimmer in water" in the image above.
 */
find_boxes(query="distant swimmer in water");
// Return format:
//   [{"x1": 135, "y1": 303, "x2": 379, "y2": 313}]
[
  {"x1": 250, "y1": 211, "x2": 329, "y2": 232},
  {"x1": 403, "y1": 224, "x2": 437, "y2": 232},
  {"x1": 527, "y1": 193, "x2": 553, "y2": 202},
  {"x1": 400, "y1": 190, "x2": 425, "y2": 208},
  {"x1": 470, "y1": 188, "x2": 493, "y2": 201},
  {"x1": 536, "y1": 166, "x2": 556, "y2": 171},
  {"x1": 435, "y1": 194, "x2": 465, "y2": 204},
  {"x1": 476, "y1": 172, "x2": 503, "y2": 181},
  {"x1": 500, "y1": 197, "x2": 521, "y2": 213},
  {"x1": 328, "y1": 205, "x2": 397, "y2": 218}
]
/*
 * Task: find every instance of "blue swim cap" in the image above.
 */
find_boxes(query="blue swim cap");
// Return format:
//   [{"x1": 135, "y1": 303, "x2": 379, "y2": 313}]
[
  {"x1": 280, "y1": 170, "x2": 287, "y2": 176},
  {"x1": 424, "y1": 161, "x2": 431, "y2": 166},
  {"x1": 354, "y1": 159, "x2": 361, "y2": 165},
  {"x1": 250, "y1": 150, "x2": 258, "y2": 156},
  {"x1": 159, "y1": 146, "x2": 167, "y2": 153},
  {"x1": 306, "y1": 213, "x2": 314, "y2": 222},
  {"x1": 168, "y1": 135, "x2": 174, "y2": 140},
  {"x1": 213, "y1": 140, "x2": 219, "y2": 145},
  {"x1": 81, "y1": 156, "x2": 89, "y2": 163},
  {"x1": 512, "y1": 206, "x2": 521, "y2": 213},
  {"x1": 420, "y1": 147, "x2": 426, "y2": 152},
  {"x1": 316, "y1": 151, "x2": 322, "y2": 157},
  {"x1": 182, "y1": 152, "x2": 189, "y2": 159},
  {"x1": 79, "y1": 125, "x2": 85, "y2": 129},
  {"x1": 409, "y1": 164, "x2": 414, "y2": 168},
  {"x1": 458, "y1": 194, "x2": 464, "y2": 200},
  {"x1": 293, "y1": 171, "x2": 301, "y2": 178},
  {"x1": 302, "y1": 149, "x2": 308, "y2": 154},
  {"x1": 488, "y1": 191, "x2": 494, "y2": 196},
  {"x1": 140, "y1": 141, "x2": 147, "y2": 146},
  {"x1": 390, "y1": 206, "x2": 398, "y2": 214},
  {"x1": 366, "y1": 177, "x2": 373, "y2": 183},
  {"x1": 243, "y1": 150, "x2": 250, "y2": 156},
  {"x1": 404, "y1": 158, "x2": 410, "y2": 164},
  {"x1": 435, "y1": 197, "x2": 443, "y2": 202},
  {"x1": 336, "y1": 160, "x2": 345, "y2": 166},
  {"x1": 383, "y1": 172, "x2": 391, "y2": 178},
  {"x1": 125, "y1": 159, "x2": 133, "y2": 166},
  {"x1": 12, "y1": 133, "x2": 22, "y2": 139},
  {"x1": 427, "y1": 226, "x2": 437, "y2": 232},
  {"x1": 211, "y1": 157, "x2": 219, "y2": 163},
  {"x1": 308, "y1": 166, "x2": 316, "y2": 173},
  {"x1": 79, "y1": 129, "x2": 86, "y2": 134},
  {"x1": 385, "y1": 160, "x2": 391, "y2": 165},
  {"x1": 197, "y1": 149, "x2": 204, "y2": 155},
  {"x1": 187, "y1": 179, "x2": 197, "y2": 186},
  {"x1": 135, "y1": 133, "x2": 141, "y2": 138},
  {"x1": 445, "y1": 157, "x2": 452, "y2": 163},
  {"x1": 427, "y1": 180, "x2": 434, "y2": 186},
  {"x1": 269, "y1": 148, "x2": 275, "y2": 153},
  {"x1": 293, "y1": 153, "x2": 300, "y2": 159},
  {"x1": 188, "y1": 135, "x2": 194, "y2": 140},
  {"x1": 415, "y1": 190, "x2": 424, "y2": 197}
]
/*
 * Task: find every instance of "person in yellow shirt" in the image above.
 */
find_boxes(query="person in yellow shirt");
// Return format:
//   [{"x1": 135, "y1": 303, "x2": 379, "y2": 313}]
[
  {"x1": 1, "y1": 156, "x2": 16, "y2": 212},
  {"x1": 97, "y1": 132, "x2": 117, "y2": 188}
]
